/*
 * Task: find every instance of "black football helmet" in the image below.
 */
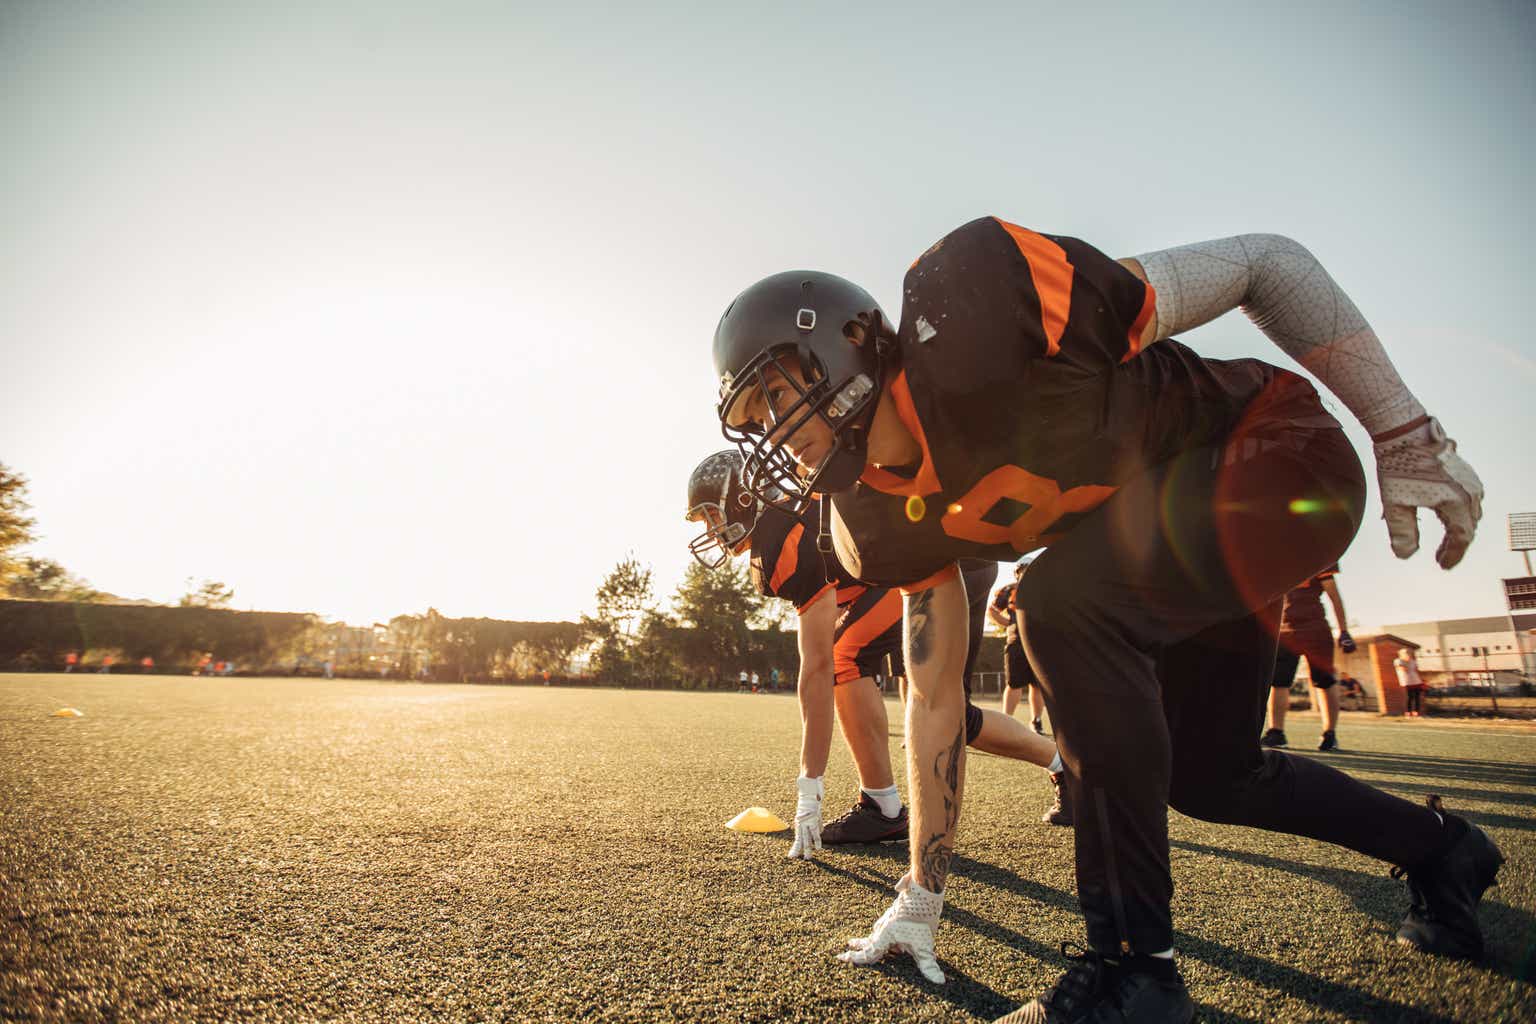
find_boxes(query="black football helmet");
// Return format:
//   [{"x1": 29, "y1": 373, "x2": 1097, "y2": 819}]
[
  {"x1": 713, "y1": 270, "x2": 894, "y2": 513},
  {"x1": 685, "y1": 450, "x2": 761, "y2": 569}
]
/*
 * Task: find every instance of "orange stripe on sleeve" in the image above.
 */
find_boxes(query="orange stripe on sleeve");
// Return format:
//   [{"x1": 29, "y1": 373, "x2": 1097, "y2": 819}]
[
  {"x1": 769, "y1": 523, "x2": 803, "y2": 595},
  {"x1": 993, "y1": 218, "x2": 1074, "y2": 357},
  {"x1": 899, "y1": 563, "x2": 961, "y2": 597},
  {"x1": 1120, "y1": 280, "x2": 1157, "y2": 363}
]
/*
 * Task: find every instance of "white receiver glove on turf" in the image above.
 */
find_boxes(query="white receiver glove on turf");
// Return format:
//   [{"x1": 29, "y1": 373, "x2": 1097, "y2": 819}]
[
  {"x1": 837, "y1": 872, "x2": 945, "y2": 984},
  {"x1": 787, "y1": 775, "x2": 823, "y2": 860},
  {"x1": 1373, "y1": 417, "x2": 1483, "y2": 569}
]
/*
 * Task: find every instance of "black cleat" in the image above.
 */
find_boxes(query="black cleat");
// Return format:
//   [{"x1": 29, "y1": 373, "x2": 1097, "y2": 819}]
[
  {"x1": 1394, "y1": 796, "x2": 1504, "y2": 960},
  {"x1": 993, "y1": 945, "x2": 1193, "y2": 1024},
  {"x1": 821, "y1": 793, "x2": 908, "y2": 844},
  {"x1": 1042, "y1": 772, "x2": 1074, "y2": 827},
  {"x1": 1317, "y1": 730, "x2": 1338, "y2": 752},
  {"x1": 1032, "y1": 718, "x2": 1045, "y2": 735},
  {"x1": 1260, "y1": 728, "x2": 1287, "y2": 748}
]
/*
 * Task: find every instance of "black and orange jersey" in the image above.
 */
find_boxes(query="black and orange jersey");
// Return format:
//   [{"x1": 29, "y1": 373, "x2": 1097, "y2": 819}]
[
  {"x1": 749, "y1": 498, "x2": 865, "y2": 613},
  {"x1": 1279, "y1": 563, "x2": 1339, "y2": 632},
  {"x1": 830, "y1": 216, "x2": 1308, "y2": 589}
]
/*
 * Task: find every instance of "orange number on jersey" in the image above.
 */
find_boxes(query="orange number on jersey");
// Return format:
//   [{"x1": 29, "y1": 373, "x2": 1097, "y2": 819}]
[{"x1": 941, "y1": 465, "x2": 1116, "y2": 551}]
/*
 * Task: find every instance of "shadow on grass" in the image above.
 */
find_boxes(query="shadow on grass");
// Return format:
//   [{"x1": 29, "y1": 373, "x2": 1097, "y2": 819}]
[
  {"x1": 1333, "y1": 776, "x2": 1536, "y2": 812},
  {"x1": 1303, "y1": 749, "x2": 1536, "y2": 788},
  {"x1": 814, "y1": 845, "x2": 1471, "y2": 1019},
  {"x1": 1172, "y1": 838, "x2": 1536, "y2": 984},
  {"x1": 1171, "y1": 929, "x2": 1458, "y2": 1024}
]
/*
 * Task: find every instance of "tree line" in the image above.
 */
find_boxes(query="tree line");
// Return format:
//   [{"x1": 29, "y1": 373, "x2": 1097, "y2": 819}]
[{"x1": 1, "y1": 460, "x2": 998, "y2": 686}]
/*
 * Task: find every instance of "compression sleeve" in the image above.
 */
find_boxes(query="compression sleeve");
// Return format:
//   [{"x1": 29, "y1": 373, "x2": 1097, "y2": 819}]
[{"x1": 1132, "y1": 234, "x2": 1425, "y2": 437}]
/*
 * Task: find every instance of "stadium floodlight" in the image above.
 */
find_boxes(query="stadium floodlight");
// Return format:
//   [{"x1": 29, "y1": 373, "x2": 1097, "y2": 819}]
[
  {"x1": 1511, "y1": 513, "x2": 1536, "y2": 551},
  {"x1": 1511, "y1": 513, "x2": 1536, "y2": 575}
]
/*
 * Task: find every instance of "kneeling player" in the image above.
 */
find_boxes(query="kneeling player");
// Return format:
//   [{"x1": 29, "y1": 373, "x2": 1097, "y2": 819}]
[
  {"x1": 711, "y1": 219, "x2": 1501, "y2": 1017},
  {"x1": 687, "y1": 452, "x2": 1068, "y2": 863}
]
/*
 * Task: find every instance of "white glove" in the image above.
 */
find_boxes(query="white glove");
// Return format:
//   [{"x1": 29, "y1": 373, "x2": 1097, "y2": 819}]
[
  {"x1": 837, "y1": 872, "x2": 946, "y2": 984},
  {"x1": 787, "y1": 775, "x2": 823, "y2": 860},
  {"x1": 1373, "y1": 417, "x2": 1484, "y2": 569}
]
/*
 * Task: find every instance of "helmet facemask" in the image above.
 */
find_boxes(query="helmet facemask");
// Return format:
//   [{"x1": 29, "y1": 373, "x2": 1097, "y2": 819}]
[
  {"x1": 718, "y1": 312, "x2": 888, "y2": 515},
  {"x1": 685, "y1": 450, "x2": 761, "y2": 569}
]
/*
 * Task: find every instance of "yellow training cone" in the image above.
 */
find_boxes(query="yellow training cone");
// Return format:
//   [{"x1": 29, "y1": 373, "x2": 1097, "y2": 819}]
[
  {"x1": 725, "y1": 806, "x2": 789, "y2": 833},
  {"x1": 52, "y1": 707, "x2": 84, "y2": 718}
]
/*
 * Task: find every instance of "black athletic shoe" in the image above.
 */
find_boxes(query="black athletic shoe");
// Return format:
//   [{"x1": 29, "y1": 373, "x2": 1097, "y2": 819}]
[
  {"x1": 1317, "y1": 730, "x2": 1337, "y2": 752},
  {"x1": 992, "y1": 945, "x2": 1193, "y2": 1024},
  {"x1": 1260, "y1": 728, "x2": 1287, "y2": 748},
  {"x1": 1032, "y1": 718, "x2": 1045, "y2": 735},
  {"x1": 1042, "y1": 772, "x2": 1074, "y2": 827},
  {"x1": 1393, "y1": 796, "x2": 1504, "y2": 960},
  {"x1": 821, "y1": 793, "x2": 908, "y2": 844}
]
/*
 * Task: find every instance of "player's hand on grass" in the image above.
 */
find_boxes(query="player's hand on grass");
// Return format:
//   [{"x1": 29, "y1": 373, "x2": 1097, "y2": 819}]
[
  {"x1": 1338, "y1": 629, "x2": 1355, "y2": 654},
  {"x1": 837, "y1": 872, "x2": 945, "y2": 984},
  {"x1": 1373, "y1": 417, "x2": 1483, "y2": 570},
  {"x1": 787, "y1": 775, "x2": 823, "y2": 860}
]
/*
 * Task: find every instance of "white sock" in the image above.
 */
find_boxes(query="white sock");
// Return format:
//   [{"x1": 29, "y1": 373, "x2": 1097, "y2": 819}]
[
  {"x1": 1048, "y1": 752, "x2": 1064, "y2": 774},
  {"x1": 1150, "y1": 948, "x2": 1175, "y2": 959},
  {"x1": 863, "y1": 785, "x2": 902, "y2": 817}
]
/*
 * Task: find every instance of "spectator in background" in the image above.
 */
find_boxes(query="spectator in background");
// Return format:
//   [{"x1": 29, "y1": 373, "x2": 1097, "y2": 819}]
[
  {"x1": 195, "y1": 654, "x2": 212, "y2": 676},
  {"x1": 323, "y1": 659, "x2": 334, "y2": 680},
  {"x1": 64, "y1": 651, "x2": 78, "y2": 673},
  {"x1": 1396, "y1": 648, "x2": 1427, "y2": 717},
  {"x1": 140, "y1": 656, "x2": 155, "y2": 674},
  {"x1": 99, "y1": 654, "x2": 113, "y2": 674}
]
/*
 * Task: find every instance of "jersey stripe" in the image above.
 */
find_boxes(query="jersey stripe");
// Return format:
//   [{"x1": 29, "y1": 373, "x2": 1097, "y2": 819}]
[
  {"x1": 832, "y1": 589, "x2": 903, "y2": 683},
  {"x1": 769, "y1": 523, "x2": 803, "y2": 595},
  {"x1": 994, "y1": 218, "x2": 1073, "y2": 357},
  {"x1": 1121, "y1": 280, "x2": 1158, "y2": 363},
  {"x1": 858, "y1": 371, "x2": 943, "y2": 498}
]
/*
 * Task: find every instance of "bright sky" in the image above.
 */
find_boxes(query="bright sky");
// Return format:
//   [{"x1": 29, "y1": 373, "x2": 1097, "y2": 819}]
[{"x1": 3, "y1": 1, "x2": 1534, "y2": 629}]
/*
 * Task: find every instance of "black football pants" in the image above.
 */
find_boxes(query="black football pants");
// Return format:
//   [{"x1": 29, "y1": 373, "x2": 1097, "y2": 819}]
[{"x1": 1017, "y1": 406, "x2": 1444, "y2": 956}]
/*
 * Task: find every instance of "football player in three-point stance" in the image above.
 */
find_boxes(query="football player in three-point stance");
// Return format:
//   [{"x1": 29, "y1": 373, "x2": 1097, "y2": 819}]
[
  {"x1": 710, "y1": 218, "x2": 1500, "y2": 1022},
  {"x1": 687, "y1": 451, "x2": 1069, "y2": 868}
]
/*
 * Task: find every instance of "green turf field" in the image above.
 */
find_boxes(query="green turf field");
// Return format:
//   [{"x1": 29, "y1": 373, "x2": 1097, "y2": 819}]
[{"x1": 2, "y1": 675, "x2": 1532, "y2": 1023}]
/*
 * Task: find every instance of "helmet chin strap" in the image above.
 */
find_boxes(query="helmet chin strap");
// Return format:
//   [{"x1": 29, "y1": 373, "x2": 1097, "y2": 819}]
[{"x1": 811, "y1": 316, "x2": 893, "y2": 563}]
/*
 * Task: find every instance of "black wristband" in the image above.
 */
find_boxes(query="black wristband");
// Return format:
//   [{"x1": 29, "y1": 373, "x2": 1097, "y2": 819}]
[{"x1": 1370, "y1": 414, "x2": 1432, "y2": 445}]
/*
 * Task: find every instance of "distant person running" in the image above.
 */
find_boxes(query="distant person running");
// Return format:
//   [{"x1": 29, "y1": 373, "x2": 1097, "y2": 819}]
[{"x1": 1263, "y1": 563, "x2": 1356, "y2": 751}]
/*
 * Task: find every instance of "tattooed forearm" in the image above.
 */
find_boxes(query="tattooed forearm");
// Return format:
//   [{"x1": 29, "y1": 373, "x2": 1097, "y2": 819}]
[
  {"x1": 936, "y1": 727, "x2": 962, "y2": 829},
  {"x1": 907, "y1": 588, "x2": 935, "y2": 666},
  {"x1": 918, "y1": 727, "x2": 966, "y2": 890},
  {"x1": 917, "y1": 833, "x2": 952, "y2": 889}
]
